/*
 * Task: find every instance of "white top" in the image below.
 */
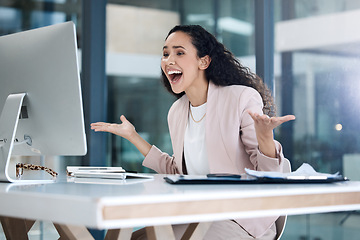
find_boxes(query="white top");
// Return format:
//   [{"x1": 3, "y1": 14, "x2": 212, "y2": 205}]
[{"x1": 184, "y1": 103, "x2": 209, "y2": 175}]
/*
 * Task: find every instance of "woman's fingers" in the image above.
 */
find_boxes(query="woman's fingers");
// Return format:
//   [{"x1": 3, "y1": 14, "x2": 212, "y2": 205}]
[
  {"x1": 91, "y1": 115, "x2": 128, "y2": 132},
  {"x1": 247, "y1": 111, "x2": 270, "y2": 123},
  {"x1": 247, "y1": 110, "x2": 295, "y2": 128},
  {"x1": 91, "y1": 122, "x2": 111, "y2": 132},
  {"x1": 277, "y1": 115, "x2": 296, "y2": 123},
  {"x1": 120, "y1": 115, "x2": 128, "y2": 123},
  {"x1": 90, "y1": 115, "x2": 136, "y2": 139},
  {"x1": 90, "y1": 122, "x2": 107, "y2": 126}
]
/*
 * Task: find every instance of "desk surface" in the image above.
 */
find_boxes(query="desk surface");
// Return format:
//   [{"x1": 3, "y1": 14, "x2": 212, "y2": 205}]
[{"x1": 1, "y1": 174, "x2": 360, "y2": 230}]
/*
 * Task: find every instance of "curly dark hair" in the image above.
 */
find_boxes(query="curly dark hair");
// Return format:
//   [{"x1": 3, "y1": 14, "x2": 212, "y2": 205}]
[{"x1": 161, "y1": 25, "x2": 275, "y2": 116}]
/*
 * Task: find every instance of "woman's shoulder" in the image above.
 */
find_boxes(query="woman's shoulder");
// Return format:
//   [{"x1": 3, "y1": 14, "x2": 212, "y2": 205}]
[
  {"x1": 170, "y1": 95, "x2": 188, "y2": 109},
  {"x1": 216, "y1": 84, "x2": 261, "y2": 100},
  {"x1": 168, "y1": 95, "x2": 188, "y2": 117}
]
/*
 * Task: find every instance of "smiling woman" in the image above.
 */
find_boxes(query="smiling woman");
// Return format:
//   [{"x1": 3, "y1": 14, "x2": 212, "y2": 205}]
[
  {"x1": 91, "y1": 24, "x2": 295, "y2": 239},
  {"x1": 161, "y1": 30, "x2": 210, "y2": 105}
]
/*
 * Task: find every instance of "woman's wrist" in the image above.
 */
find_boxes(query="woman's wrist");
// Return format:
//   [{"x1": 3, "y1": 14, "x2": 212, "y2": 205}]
[
  {"x1": 257, "y1": 133, "x2": 277, "y2": 158},
  {"x1": 127, "y1": 131, "x2": 152, "y2": 157},
  {"x1": 258, "y1": 144, "x2": 277, "y2": 158},
  {"x1": 127, "y1": 130, "x2": 140, "y2": 144}
]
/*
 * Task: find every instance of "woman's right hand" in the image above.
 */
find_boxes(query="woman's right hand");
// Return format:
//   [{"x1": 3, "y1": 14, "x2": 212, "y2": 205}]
[
  {"x1": 91, "y1": 115, "x2": 136, "y2": 140},
  {"x1": 91, "y1": 115, "x2": 152, "y2": 157}
]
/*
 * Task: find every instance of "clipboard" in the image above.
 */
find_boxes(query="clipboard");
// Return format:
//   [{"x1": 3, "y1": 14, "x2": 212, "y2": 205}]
[{"x1": 163, "y1": 174, "x2": 348, "y2": 185}]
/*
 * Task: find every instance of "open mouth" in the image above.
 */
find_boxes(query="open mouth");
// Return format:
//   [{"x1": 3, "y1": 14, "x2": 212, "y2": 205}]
[{"x1": 168, "y1": 70, "x2": 183, "y2": 83}]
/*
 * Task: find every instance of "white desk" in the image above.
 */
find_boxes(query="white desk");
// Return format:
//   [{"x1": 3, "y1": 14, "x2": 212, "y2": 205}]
[{"x1": 1, "y1": 175, "x2": 360, "y2": 239}]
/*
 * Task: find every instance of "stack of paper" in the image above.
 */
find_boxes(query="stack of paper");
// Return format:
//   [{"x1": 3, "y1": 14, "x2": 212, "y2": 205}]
[
  {"x1": 245, "y1": 163, "x2": 344, "y2": 181},
  {"x1": 66, "y1": 166, "x2": 154, "y2": 180},
  {"x1": 67, "y1": 166, "x2": 127, "y2": 180}
]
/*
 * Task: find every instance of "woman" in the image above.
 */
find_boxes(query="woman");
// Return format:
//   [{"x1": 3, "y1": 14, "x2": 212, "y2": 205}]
[{"x1": 91, "y1": 25, "x2": 295, "y2": 239}]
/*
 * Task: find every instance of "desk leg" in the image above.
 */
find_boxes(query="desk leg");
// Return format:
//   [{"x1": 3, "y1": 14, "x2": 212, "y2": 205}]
[
  {"x1": 0, "y1": 217, "x2": 35, "y2": 240},
  {"x1": 54, "y1": 224, "x2": 95, "y2": 240},
  {"x1": 104, "y1": 228, "x2": 133, "y2": 240},
  {"x1": 181, "y1": 222, "x2": 211, "y2": 240},
  {"x1": 145, "y1": 225, "x2": 175, "y2": 240}
]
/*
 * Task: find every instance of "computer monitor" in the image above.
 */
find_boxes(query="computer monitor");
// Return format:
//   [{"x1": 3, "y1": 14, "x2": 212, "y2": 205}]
[{"x1": 0, "y1": 21, "x2": 87, "y2": 183}]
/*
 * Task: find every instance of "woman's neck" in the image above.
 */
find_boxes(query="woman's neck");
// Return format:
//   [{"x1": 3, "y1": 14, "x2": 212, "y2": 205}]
[{"x1": 186, "y1": 80, "x2": 209, "y2": 107}]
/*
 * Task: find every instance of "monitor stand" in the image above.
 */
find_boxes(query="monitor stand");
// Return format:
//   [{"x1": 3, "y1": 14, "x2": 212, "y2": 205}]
[{"x1": 0, "y1": 93, "x2": 54, "y2": 183}]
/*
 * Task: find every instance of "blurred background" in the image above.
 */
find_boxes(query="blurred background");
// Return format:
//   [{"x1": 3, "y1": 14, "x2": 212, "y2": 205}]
[{"x1": 1, "y1": 0, "x2": 360, "y2": 239}]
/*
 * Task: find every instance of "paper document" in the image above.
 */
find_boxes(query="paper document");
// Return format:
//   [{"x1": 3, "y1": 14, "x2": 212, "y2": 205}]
[{"x1": 245, "y1": 163, "x2": 342, "y2": 180}]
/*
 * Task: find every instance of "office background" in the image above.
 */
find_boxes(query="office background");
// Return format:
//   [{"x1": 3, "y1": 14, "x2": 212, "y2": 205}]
[{"x1": 1, "y1": 0, "x2": 360, "y2": 239}]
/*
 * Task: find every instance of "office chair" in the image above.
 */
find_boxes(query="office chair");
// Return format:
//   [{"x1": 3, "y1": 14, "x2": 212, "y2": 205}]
[{"x1": 274, "y1": 158, "x2": 291, "y2": 239}]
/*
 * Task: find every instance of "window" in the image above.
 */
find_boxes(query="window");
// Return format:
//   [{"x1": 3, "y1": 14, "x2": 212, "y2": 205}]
[{"x1": 275, "y1": 0, "x2": 360, "y2": 239}]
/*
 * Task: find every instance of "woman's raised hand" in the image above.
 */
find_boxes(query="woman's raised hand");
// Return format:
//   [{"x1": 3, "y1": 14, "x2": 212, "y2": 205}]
[
  {"x1": 91, "y1": 115, "x2": 136, "y2": 140},
  {"x1": 91, "y1": 115, "x2": 152, "y2": 157},
  {"x1": 247, "y1": 111, "x2": 296, "y2": 134},
  {"x1": 247, "y1": 110, "x2": 295, "y2": 158}
]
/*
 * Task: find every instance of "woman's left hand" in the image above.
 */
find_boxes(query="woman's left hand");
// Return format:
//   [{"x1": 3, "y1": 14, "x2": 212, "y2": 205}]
[
  {"x1": 247, "y1": 111, "x2": 295, "y2": 134},
  {"x1": 247, "y1": 110, "x2": 295, "y2": 158}
]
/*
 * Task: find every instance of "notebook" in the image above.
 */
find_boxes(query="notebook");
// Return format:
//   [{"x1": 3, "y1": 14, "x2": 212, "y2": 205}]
[{"x1": 66, "y1": 166, "x2": 153, "y2": 180}]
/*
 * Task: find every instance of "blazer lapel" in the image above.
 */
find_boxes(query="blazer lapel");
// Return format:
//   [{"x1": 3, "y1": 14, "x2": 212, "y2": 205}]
[
  {"x1": 170, "y1": 96, "x2": 189, "y2": 174},
  {"x1": 205, "y1": 82, "x2": 221, "y2": 173}
]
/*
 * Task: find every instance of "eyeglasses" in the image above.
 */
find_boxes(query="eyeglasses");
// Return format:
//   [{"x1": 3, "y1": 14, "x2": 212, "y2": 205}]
[{"x1": 16, "y1": 163, "x2": 58, "y2": 179}]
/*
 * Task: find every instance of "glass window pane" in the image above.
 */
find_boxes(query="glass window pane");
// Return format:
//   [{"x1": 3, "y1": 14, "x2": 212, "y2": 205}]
[
  {"x1": 275, "y1": 0, "x2": 360, "y2": 175},
  {"x1": 182, "y1": 0, "x2": 255, "y2": 57},
  {"x1": 107, "y1": 76, "x2": 174, "y2": 172},
  {"x1": 31, "y1": 10, "x2": 66, "y2": 28},
  {"x1": 275, "y1": 0, "x2": 360, "y2": 239},
  {"x1": 0, "y1": 7, "x2": 22, "y2": 35},
  {"x1": 106, "y1": 0, "x2": 257, "y2": 172},
  {"x1": 0, "y1": 1, "x2": 81, "y2": 35},
  {"x1": 106, "y1": 3, "x2": 180, "y2": 172}
]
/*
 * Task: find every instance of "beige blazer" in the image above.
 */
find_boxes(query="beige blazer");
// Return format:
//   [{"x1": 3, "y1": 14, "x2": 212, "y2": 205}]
[{"x1": 143, "y1": 82, "x2": 288, "y2": 238}]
